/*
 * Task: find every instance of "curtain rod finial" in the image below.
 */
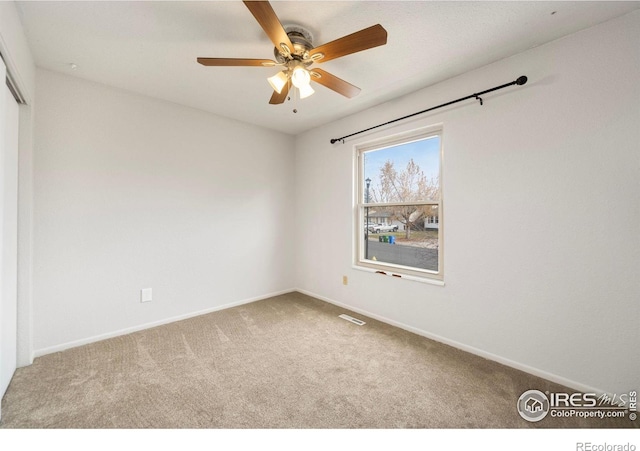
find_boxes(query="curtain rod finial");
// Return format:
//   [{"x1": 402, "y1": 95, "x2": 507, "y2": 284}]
[{"x1": 516, "y1": 75, "x2": 528, "y2": 85}]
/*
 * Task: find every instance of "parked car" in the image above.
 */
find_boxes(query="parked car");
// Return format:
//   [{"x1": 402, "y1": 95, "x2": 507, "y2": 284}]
[{"x1": 368, "y1": 223, "x2": 398, "y2": 233}]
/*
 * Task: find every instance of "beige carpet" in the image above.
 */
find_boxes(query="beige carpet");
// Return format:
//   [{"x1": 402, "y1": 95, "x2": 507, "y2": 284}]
[{"x1": 0, "y1": 292, "x2": 634, "y2": 428}]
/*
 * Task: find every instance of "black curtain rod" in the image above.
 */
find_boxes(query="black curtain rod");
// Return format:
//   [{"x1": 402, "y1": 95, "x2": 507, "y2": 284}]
[{"x1": 330, "y1": 75, "x2": 528, "y2": 144}]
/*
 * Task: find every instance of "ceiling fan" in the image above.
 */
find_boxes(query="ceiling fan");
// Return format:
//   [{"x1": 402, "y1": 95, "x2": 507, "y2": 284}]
[{"x1": 197, "y1": 1, "x2": 388, "y2": 105}]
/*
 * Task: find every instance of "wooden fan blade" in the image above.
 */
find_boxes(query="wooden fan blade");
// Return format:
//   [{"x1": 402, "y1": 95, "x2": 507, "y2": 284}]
[
  {"x1": 243, "y1": 1, "x2": 294, "y2": 53},
  {"x1": 197, "y1": 58, "x2": 276, "y2": 67},
  {"x1": 311, "y1": 68, "x2": 361, "y2": 98},
  {"x1": 269, "y1": 83, "x2": 290, "y2": 105},
  {"x1": 310, "y1": 24, "x2": 387, "y2": 63}
]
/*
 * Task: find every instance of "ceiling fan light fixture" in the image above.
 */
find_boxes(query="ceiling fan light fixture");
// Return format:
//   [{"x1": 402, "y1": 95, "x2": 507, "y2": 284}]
[
  {"x1": 198, "y1": 2, "x2": 388, "y2": 105},
  {"x1": 291, "y1": 65, "x2": 311, "y2": 88},
  {"x1": 298, "y1": 83, "x2": 315, "y2": 99},
  {"x1": 268, "y1": 71, "x2": 288, "y2": 94}
]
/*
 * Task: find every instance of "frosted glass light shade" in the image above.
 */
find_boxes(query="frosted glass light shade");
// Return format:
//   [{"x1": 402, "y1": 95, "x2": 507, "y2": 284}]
[
  {"x1": 298, "y1": 83, "x2": 315, "y2": 99},
  {"x1": 291, "y1": 66, "x2": 311, "y2": 88},
  {"x1": 267, "y1": 71, "x2": 288, "y2": 94}
]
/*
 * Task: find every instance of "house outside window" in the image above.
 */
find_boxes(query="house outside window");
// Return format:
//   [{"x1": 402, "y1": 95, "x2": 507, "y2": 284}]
[
  {"x1": 426, "y1": 216, "x2": 439, "y2": 229},
  {"x1": 355, "y1": 126, "x2": 443, "y2": 282}
]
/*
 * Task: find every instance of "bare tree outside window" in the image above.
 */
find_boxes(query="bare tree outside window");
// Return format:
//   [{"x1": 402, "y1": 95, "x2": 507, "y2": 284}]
[{"x1": 369, "y1": 159, "x2": 440, "y2": 239}]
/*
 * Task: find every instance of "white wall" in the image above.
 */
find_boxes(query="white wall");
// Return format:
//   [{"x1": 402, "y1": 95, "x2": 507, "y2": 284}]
[
  {"x1": 33, "y1": 70, "x2": 295, "y2": 353},
  {"x1": 295, "y1": 11, "x2": 640, "y2": 395}
]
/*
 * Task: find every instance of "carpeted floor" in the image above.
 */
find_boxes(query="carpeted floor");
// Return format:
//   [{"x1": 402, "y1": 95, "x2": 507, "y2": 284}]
[{"x1": 0, "y1": 292, "x2": 634, "y2": 428}]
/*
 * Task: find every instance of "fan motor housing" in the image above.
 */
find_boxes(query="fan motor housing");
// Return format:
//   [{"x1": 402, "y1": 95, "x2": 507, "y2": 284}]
[{"x1": 274, "y1": 25, "x2": 314, "y2": 63}]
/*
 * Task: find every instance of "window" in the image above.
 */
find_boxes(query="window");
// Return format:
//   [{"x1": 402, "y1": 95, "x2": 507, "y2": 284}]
[{"x1": 355, "y1": 127, "x2": 442, "y2": 282}]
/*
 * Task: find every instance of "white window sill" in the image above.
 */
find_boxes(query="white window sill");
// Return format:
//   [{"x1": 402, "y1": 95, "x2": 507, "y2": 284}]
[{"x1": 352, "y1": 265, "x2": 445, "y2": 286}]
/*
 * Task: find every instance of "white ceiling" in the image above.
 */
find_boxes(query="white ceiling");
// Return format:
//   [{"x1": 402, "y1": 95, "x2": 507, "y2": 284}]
[{"x1": 16, "y1": 1, "x2": 640, "y2": 135}]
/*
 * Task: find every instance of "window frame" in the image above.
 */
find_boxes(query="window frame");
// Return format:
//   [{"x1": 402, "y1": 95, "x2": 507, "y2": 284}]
[{"x1": 354, "y1": 125, "x2": 444, "y2": 284}]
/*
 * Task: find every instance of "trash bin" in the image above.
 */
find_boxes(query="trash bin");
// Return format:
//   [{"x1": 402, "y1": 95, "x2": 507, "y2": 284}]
[
  {"x1": 382, "y1": 236, "x2": 389, "y2": 243},
  {"x1": 378, "y1": 236, "x2": 383, "y2": 242},
  {"x1": 388, "y1": 235, "x2": 395, "y2": 244}
]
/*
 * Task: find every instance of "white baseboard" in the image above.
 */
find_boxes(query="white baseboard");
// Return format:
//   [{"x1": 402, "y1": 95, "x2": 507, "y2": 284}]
[
  {"x1": 295, "y1": 288, "x2": 608, "y2": 397},
  {"x1": 33, "y1": 288, "x2": 296, "y2": 358}
]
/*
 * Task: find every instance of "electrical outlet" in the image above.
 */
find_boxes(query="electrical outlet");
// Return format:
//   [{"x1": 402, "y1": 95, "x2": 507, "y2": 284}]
[
  {"x1": 140, "y1": 288, "x2": 152, "y2": 303},
  {"x1": 342, "y1": 276, "x2": 348, "y2": 285}
]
